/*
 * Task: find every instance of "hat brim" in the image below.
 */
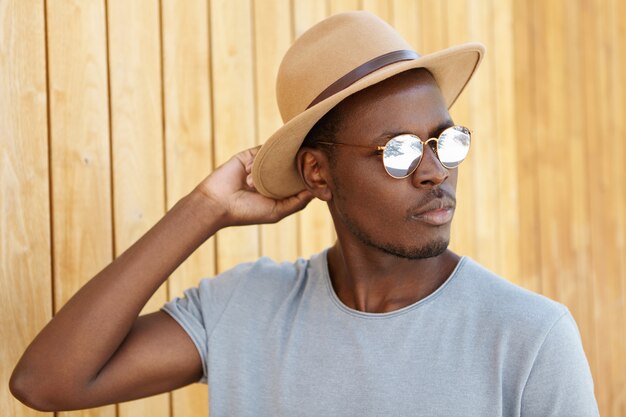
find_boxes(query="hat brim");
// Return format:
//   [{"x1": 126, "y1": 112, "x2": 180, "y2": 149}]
[{"x1": 252, "y1": 42, "x2": 485, "y2": 199}]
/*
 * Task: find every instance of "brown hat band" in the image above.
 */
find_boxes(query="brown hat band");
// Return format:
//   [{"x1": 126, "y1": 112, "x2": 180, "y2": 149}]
[{"x1": 306, "y1": 50, "x2": 421, "y2": 109}]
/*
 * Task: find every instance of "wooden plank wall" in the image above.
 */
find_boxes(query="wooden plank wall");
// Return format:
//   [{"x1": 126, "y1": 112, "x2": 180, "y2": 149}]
[{"x1": 1, "y1": 0, "x2": 624, "y2": 416}]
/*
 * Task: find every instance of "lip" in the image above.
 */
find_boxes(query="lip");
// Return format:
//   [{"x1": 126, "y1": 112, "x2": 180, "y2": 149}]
[
  {"x1": 410, "y1": 198, "x2": 455, "y2": 225},
  {"x1": 412, "y1": 207, "x2": 454, "y2": 225}
]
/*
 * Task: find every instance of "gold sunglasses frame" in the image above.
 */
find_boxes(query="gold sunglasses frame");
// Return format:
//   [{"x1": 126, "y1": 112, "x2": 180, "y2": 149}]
[{"x1": 316, "y1": 125, "x2": 472, "y2": 179}]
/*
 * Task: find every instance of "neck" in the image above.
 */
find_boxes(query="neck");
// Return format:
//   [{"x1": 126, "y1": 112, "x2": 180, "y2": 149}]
[{"x1": 326, "y1": 240, "x2": 460, "y2": 314}]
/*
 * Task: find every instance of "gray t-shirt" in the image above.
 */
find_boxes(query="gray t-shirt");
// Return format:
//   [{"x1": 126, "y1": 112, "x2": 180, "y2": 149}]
[{"x1": 162, "y1": 250, "x2": 599, "y2": 416}]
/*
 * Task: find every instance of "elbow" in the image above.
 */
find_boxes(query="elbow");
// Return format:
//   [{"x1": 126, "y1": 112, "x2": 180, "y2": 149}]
[{"x1": 10, "y1": 367, "x2": 64, "y2": 412}]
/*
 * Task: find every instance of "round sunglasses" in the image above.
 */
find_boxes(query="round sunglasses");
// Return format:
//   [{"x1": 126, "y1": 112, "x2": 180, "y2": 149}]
[{"x1": 317, "y1": 125, "x2": 471, "y2": 178}]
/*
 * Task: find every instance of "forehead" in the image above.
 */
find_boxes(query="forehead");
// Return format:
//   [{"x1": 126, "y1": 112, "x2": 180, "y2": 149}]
[{"x1": 335, "y1": 69, "x2": 451, "y2": 140}]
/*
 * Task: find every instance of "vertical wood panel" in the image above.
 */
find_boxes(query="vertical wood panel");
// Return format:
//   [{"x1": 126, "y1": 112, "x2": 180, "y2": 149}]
[
  {"x1": 161, "y1": 0, "x2": 213, "y2": 415},
  {"x1": 0, "y1": 1, "x2": 52, "y2": 416},
  {"x1": 46, "y1": 1, "x2": 115, "y2": 416},
  {"x1": 584, "y1": 0, "x2": 626, "y2": 413},
  {"x1": 107, "y1": 0, "x2": 169, "y2": 416},
  {"x1": 210, "y1": 0, "x2": 259, "y2": 272},
  {"x1": 360, "y1": 0, "x2": 393, "y2": 22},
  {"x1": 561, "y1": 0, "x2": 595, "y2": 387},
  {"x1": 604, "y1": 0, "x2": 626, "y2": 413},
  {"x1": 614, "y1": 0, "x2": 626, "y2": 411},
  {"x1": 418, "y1": 0, "x2": 447, "y2": 52},
  {"x1": 328, "y1": 0, "x2": 359, "y2": 15},
  {"x1": 491, "y1": 0, "x2": 519, "y2": 283},
  {"x1": 391, "y1": 0, "x2": 422, "y2": 51},
  {"x1": 533, "y1": 0, "x2": 566, "y2": 302},
  {"x1": 465, "y1": 0, "x2": 500, "y2": 272},
  {"x1": 253, "y1": 0, "x2": 299, "y2": 262},
  {"x1": 512, "y1": 0, "x2": 541, "y2": 293},
  {"x1": 582, "y1": 0, "x2": 608, "y2": 413}
]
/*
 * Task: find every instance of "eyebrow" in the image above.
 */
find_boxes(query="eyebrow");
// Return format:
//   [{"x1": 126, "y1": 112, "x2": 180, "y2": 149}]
[{"x1": 373, "y1": 119, "x2": 455, "y2": 143}]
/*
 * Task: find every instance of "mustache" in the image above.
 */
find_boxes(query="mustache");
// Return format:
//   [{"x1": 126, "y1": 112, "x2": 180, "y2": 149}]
[{"x1": 407, "y1": 188, "x2": 457, "y2": 216}]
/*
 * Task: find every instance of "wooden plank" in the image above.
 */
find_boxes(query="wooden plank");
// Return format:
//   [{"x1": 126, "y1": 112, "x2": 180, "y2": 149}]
[
  {"x1": 253, "y1": 0, "x2": 299, "y2": 262},
  {"x1": 360, "y1": 0, "x2": 393, "y2": 22},
  {"x1": 444, "y1": 0, "x2": 478, "y2": 260},
  {"x1": 46, "y1": 1, "x2": 115, "y2": 416},
  {"x1": 561, "y1": 0, "x2": 595, "y2": 393},
  {"x1": 106, "y1": 0, "x2": 169, "y2": 415},
  {"x1": 534, "y1": 0, "x2": 566, "y2": 302},
  {"x1": 606, "y1": 1, "x2": 626, "y2": 414},
  {"x1": 0, "y1": 1, "x2": 53, "y2": 416},
  {"x1": 292, "y1": 0, "x2": 336, "y2": 257},
  {"x1": 609, "y1": 0, "x2": 626, "y2": 415},
  {"x1": 328, "y1": 0, "x2": 359, "y2": 15},
  {"x1": 391, "y1": 0, "x2": 422, "y2": 51},
  {"x1": 586, "y1": 0, "x2": 626, "y2": 414},
  {"x1": 528, "y1": 0, "x2": 550, "y2": 295},
  {"x1": 292, "y1": 0, "x2": 328, "y2": 38},
  {"x1": 465, "y1": 0, "x2": 499, "y2": 272},
  {"x1": 581, "y1": 0, "x2": 621, "y2": 414},
  {"x1": 210, "y1": 0, "x2": 259, "y2": 272},
  {"x1": 490, "y1": 0, "x2": 520, "y2": 284},
  {"x1": 511, "y1": 0, "x2": 541, "y2": 293},
  {"x1": 161, "y1": 0, "x2": 213, "y2": 415},
  {"x1": 418, "y1": 0, "x2": 446, "y2": 52}
]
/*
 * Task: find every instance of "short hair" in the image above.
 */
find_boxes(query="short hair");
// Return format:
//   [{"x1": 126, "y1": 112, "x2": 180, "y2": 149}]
[{"x1": 300, "y1": 105, "x2": 343, "y2": 165}]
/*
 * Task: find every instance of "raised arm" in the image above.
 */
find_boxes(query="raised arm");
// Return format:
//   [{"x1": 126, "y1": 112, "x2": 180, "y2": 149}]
[{"x1": 9, "y1": 147, "x2": 313, "y2": 411}]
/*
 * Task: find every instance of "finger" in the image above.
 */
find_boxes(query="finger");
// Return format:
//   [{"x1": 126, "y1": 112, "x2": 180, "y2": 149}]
[
  {"x1": 246, "y1": 173, "x2": 255, "y2": 189},
  {"x1": 240, "y1": 145, "x2": 262, "y2": 172},
  {"x1": 248, "y1": 145, "x2": 262, "y2": 156},
  {"x1": 275, "y1": 190, "x2": 315, "y2": 214}
]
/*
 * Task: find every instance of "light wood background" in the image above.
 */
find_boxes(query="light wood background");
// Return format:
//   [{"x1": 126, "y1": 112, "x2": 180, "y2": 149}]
[{"x1": 1, "y1": 0, "x2": 624, "y2": 416}]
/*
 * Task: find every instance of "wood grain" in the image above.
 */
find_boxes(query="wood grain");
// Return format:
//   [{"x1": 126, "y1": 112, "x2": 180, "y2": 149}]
[
  {"x1": 360, "y1": 0, "x2": 393, "y2": 22},
  {"x1": 328, "y1": 0, "x2": 360, "y2": 15},
  {"x1": 465, "y1": 0, "x2": 499, "y2": 272},
  {"x1": 0, "y1": 1, "x2": 52, "y2": 416},
  {"x1": 391, "y1": 0, "x2": 422, "y2": 51}
]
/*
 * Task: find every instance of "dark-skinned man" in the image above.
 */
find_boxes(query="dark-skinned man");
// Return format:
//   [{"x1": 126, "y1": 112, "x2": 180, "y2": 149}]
[{"x1": 11, "y1": 11, "x2": 599, "y2": 417}]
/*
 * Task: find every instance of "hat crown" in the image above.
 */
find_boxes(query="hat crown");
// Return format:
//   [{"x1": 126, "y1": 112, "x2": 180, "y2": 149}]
[{"x1": 276, "y1": 11, "x2": 414, "y2": 123}]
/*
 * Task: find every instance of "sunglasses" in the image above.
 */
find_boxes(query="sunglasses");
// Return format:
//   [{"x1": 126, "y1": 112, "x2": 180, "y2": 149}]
[{"x1": 317, "y1": 125, "x2": 471, "y2": 178}]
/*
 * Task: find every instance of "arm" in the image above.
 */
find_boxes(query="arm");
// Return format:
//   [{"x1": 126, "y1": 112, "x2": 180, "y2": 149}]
[
  {"x1": 520, "y1": 310, "x2": 599, "y2": 417},
  {"x1": 9, "y1": 147, "x2": 313, "y2": 411}
]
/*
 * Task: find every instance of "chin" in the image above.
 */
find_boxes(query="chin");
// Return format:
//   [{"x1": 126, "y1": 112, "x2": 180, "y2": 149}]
[
  {"x1": 376, "y1": 238, "x2": 450, "y2": 260},
  {"x1": 338, "y1": 209, "x2": 452, "y2": 260}
]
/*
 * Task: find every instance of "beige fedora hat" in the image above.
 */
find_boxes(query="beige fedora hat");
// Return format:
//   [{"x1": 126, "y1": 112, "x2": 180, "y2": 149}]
[{"x1": 252, "y1": 11, "x2": 485, "y2": 198}]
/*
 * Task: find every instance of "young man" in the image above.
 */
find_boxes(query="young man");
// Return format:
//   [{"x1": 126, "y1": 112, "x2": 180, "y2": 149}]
[{"x1": 11, "y1": 11, "x2": 598, "y2": 416}]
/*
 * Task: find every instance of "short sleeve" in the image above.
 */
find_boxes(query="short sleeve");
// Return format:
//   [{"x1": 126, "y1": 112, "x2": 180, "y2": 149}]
[
  {"x1": 521, "y1": 309, "x2": 599, "y2": 417},
  {"x1": 161, "y1": 262, "x2": 250, "y2": 383}
]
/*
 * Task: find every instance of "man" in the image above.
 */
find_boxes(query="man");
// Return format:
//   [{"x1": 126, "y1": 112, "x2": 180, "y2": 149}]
[{"x1": 11, "y1": 11, "x2": 598, "y2": 416}]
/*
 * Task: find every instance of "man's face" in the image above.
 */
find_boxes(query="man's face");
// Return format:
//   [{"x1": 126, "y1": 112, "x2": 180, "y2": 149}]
[{"x1": 326, "y1": 69, "x2": 458, "y2": 259}]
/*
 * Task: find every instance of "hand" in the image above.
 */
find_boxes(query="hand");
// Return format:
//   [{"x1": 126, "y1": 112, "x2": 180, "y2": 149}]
[{"x1": 193, "y1": 146, "x2": 314, "y2": 228}]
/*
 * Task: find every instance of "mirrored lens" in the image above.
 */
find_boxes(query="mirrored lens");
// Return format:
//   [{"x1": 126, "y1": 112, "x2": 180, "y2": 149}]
[
  {"x1": 437, "y1": 126, "x2": 471, "y2": 168},
  {"x1": 382, "y1": 135, "x2": 423, "y2": 178}
]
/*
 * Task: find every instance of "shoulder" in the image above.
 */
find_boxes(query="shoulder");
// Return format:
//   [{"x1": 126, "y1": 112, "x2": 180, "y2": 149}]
[
  {"x1": 451, "y1": 257, "x2": 568, "y2": 333},
  {"x1": 207, "y1": 253, "x2": 314, "y2": 302}
]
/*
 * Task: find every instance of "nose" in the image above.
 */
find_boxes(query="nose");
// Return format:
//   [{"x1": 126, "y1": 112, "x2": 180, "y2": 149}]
[{"x1": 411, "y1": 142, "x2": 449, "y2": 188}]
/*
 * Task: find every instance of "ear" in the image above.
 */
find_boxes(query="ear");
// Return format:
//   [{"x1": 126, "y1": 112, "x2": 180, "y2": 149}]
[{"x1": 296, "y1": 148, "x2": 333, "y2": 202}]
